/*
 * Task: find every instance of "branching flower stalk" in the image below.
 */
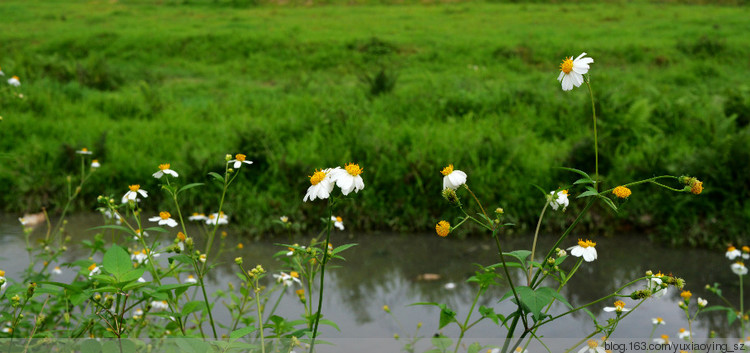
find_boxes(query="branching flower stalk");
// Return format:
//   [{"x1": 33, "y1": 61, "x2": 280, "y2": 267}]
[{"x1": 309, "y1": 199, "x2": 334, "y2": 353}]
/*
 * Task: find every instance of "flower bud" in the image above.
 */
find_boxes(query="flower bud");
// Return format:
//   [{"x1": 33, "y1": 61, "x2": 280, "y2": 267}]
[{"x1": 235, "y1": 257, "x2": 243, "y2": 265}]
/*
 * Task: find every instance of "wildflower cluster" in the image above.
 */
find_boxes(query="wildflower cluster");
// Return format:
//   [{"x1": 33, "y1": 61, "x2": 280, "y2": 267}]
[{"x1": 303, "y1": 162, "x2": 365, "y2": 202}]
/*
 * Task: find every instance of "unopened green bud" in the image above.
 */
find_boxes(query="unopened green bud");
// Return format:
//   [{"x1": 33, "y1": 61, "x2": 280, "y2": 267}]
[
  {"x1": 27, "y1": 282, "x2": 37, "y2": 297},
  {"x1": 235, "y1": 257, "x2": 243, "y2": 265},
  {"x1": 441, "y1": 188, "x2": 460, "y2": 205},
  {"x1": 225, "y1": 154, "x2": 232, "y2": 161},
  {"x1": 645, "y1": 270, "x2": 653, "y2": 276}
]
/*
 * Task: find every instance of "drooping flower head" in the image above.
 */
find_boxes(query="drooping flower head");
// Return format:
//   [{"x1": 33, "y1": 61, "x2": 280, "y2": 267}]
[
  {"x1": 331, "y1": 216, "x2": 344, "y2": 230},
  {"x1": 331, "y1": 163, "x2": 365, "y2": 195},
  {"x1": 441, "y1": 164, "x2": 467, "y2": 190},
  {"x1": 303, "y1": 168, "x2": 335, "y2": 202},
  {"x1": 229, "y1": 154, "x2": 253, "y2": 169},
  {"x1": 88, "y1": 263, "x2": 101, "y2": 278},
  {"x1": 732, "y1": 261, "x2": 748, "y2": 276},
  {"x1": 558, "y1": 52, "x2": 594, "y2": 91},
  {"x1": 568, "y1": 239, "x2": 597, "y2": 262},
  {"x1": 153, "y1": 163, "x2": 178, "y2": 179},
  {"x1": 7, "y1": 76, "x2": 20, "y2": 87},
  {"x1": 435, "y1": 221, "x2": 451, "y2": 237},
  {"x1": 549, "y1": 190, "x2": 570, "y2": 211}
]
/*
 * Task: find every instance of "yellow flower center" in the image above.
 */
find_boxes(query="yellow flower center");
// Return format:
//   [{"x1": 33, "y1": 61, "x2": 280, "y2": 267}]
[
  {"x1": 561, "y1": 189, "x2": 569, "y2": 196},
  {"x1": 81, "y1": 148, "x2": 89, "y2": 152},
  {"x1": 296, "y1": 289, "x2": 305, "y2": 296},
  {"x1": 736, "y1": 261, "x2": 746, "y2": 267},
  {"x1": 88, "y1": 263, "x2": 97, "y2": 271},
  {"x1": 656, "y1": 317, "x2": 663, "y2": 323},
  {"x1": 612, "y1": 186, "x2": 632, "y2": 199},
  {"x1": 345, "y1": 163, "x2": 363, "y2": 176},
  {"x1": 159, "y1": 212, "x2": 171, "y2": 220},
  {"x1": 161, "y1": 300, "x2": 167, "y2": 305},
  {"x1": 309, "y1": 170, "x2": 327, "y2": 186},
  {"x1": 577, "y1": 239, "x2": 596, "y2": 248},
  {"x1": 679, "y1": 328, "x2": 686, "y2": 333},
  {"x1": 128, "y1": 185, "x2": 140, "y2": 192},
  {"x1": 336, "y1": 216, "x2": 343, "y2": 223},
  {"x1": 12, "y1": 75, "x2": 19, "y2": 80},
  {"x1": 614, "y1": 301, "x2": 625, "y2": 311},
  {"x1": 515, "y1": 348, "x2": 523, "y2": 353},
  {"x1": 435, "y1": 220, "x2": 451, "y2": 237},
  {"x1": 0, "y1": 270, "x2": 5, "y2": 277},
  {"x1": 587, "y1": 340, "x2": 598, "y2": 348},
  {"x1": 133, "y1": 250, "x2": 142, "y2": 255},
  {"x1": 560, "y1": 57, "x2": 574, "y2": 74},
  {"x1": 235, "y1": 154, "x2": 246, "y2": 162},
  {"x1": 680, "y1": 290, "x2": 692, "y2": 299},
  {"x1": 728, "y1": 246, "x2": 737, "y2": 252},
  {"x1": 237, "y1": 243, "x2": 244, "y2": 249},
  {"x1": 92, "y1": 159, "x2": 99, "y2": 164},
  {"x1": 290, "y1": 271, "x2": 299, "y2": 278},
  {"x1": 188, "y1": 275, "x2": 194, "y2": 280},
  {"x1": 660, "y1": 334, "x2": 669, "y2": 343},
  {"x1": 177, "y1": 232, "x2": 186, "y2": 241},
  {"x1": 440, "y1": 164, "x2": 454, "y2": 176},
  {"x1": 743, "y1": 246, "x2": 750, "y2": 253},
  {"x1": 159, "y1": 163, "x2": 170, "y2": 171}
]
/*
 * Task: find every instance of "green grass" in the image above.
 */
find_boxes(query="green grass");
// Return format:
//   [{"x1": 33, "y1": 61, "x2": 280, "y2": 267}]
[{"x1": 1, "y1": 0, "x2": 749, "y2": 247}]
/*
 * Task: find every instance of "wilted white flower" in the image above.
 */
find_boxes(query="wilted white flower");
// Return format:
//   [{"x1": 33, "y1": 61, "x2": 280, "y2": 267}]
[
  {"x1": 440, "y1": 164, "x2": 467, "y2": 190},
  {"x1": 549, "y1": 190, "x2": 570, "y2": 211}
]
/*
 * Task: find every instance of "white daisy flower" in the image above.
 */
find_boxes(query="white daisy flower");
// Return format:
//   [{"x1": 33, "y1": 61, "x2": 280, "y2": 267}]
[
  {"x1": 152, "y1": 163, "x2": 178, "y2": 179},
  {"x1": 727, "y1": 246, "x2": 742, "y2": 260},
  {"x1": 150, "y1": 300, "x2": 169, "y2": 312},
  {"x1": 76, "y1": 148, "x2": 93, "y2": 155},
  {"x1": 652, "y1": 317, "x2": 666, "y2": 325},
  {"x1": 653, "y1": 335, "x2": 670, "y2": 344},
  {"x1": 440, "y1": 164, "x2": 467, "y2": 190},
  {"x1": 199, "y1": 254, "x2": 207, "y2": 263},
  {"x1": 731, "y1": 261, "x2": 748, "y2": 276},
  {"x1": 578, "y1": 340, "x2": 606, "y2": 353},
  {"x1": 133, "y1": 308, "x2": 144, "y2": 319},
  {"x1": 273, "y1": 272, "x2": 302, "y2": 287},
  {"x1": 133, "y1": 229, "x2": 149, "y2": 240},
  {"x1": 7, "y1": 76, "x2": 20, "y2": 87},
  {"x1": 131, "y1": 249, "x2": 159, "y2": 265},
  {"x1": 122, "y1": 185, "x2": 148, "y2": 203},
  {"x1": 697, "y1": 297, "x2": 708, "y2": 308},
  {"x1": 303, "y1": 168, "x2": 335, "y2": 202},
  {"x1": 280, "y1": 216, "x2": 289, "y2": 223},
  {"x1": 188, "y1": 213, "x2": 207, "y2": 221},
  {"x1": 88, "y1": 263, "x2": 101, "y2": 278},
  {"x1": 185, "y1": 275, "x2": 198, "y2": 284},
  {"x1": 52, "y1": 266, "x2": 62, "y2": 275},
  {"x1": 557, "y1": 52, "x2": 594, "y2": 91},
  {"x1": 742, "y1": 246, "x2": 750, "y2": 259},
  {"x1": 149, "y1": 211, "x2": 178, "y2": 228},
  {"x1": 103, "y1": 209, "x2": 121, "y2": 224},
  {"x1": 205, "y1": 212, "x2": 228, "y2": 225},
  {"x1": 331, "y1": 216, "x2": 344, "y2": 230},
  {"x1": 567, "y1": 239, "x2": 598, "y2": 262},
  {"x1": 648, "y1": 272, "x2": 668, "y2": 298},
  {"x1": 514, "y1": 348, "x2": 528, "y2": 353},
  {"x1": 549, "y1": 190, "x2": 570, "y2": 211},
  {"x1": 603, "y1": 300, "x2": 630, "y2": 313},
  {"x1": 678, "y1": 328, "x2": 690, "y2": 340},
  {"x1": 228, "y1": 154, "x2": 253, "y2": 169},
  {"x1": 0, "y1": 270, "x2": 7, "y2": 294},
  {"x1": 330, "y1": 163, "x2": 365, "y2": 195},
  {"x1": 91, "y1": 160, "x2": 101, "y2": 168}
]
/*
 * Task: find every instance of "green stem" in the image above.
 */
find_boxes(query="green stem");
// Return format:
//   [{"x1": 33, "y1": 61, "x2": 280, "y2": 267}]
[
  {"x1": 453, "y1": 288, "x2": 483, "y2": 353},
  {"x1": 528, "y1": 202, "x2": 549, "y2": 286},
  {"x1": 309, "y1": 201, "x2": 334, "y2": 353},
  {"x1": 585, "y1": 80, "x2": 598, "y2": 190},
  {"x1": 741, "y1": 274, "x2": 745, "y2": 338},
  {"x1": 255, "y1": 283, "x2": 266, "y2": 353}
]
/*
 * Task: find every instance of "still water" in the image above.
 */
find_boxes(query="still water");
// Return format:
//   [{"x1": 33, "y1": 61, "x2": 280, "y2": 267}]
[{"x1": 0, "y1": 213, "x2": 745, "y2": 352}]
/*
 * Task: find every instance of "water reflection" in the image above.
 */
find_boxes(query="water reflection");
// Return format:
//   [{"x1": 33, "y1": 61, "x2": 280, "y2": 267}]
[{"x1": 0, "y1": 213, "x2": 745, "y2": 343}]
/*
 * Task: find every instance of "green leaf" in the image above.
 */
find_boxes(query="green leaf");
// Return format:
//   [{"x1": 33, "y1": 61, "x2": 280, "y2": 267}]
[
  {"x1": 577, "y1": 190, "x2": 599, "y2": 198},
  {"x1": 556, "y1": 167, "x2": 591, "y2": 179},
  {"x1": 208, "y1": 172, "x2": 224, "y2": 182},
  {"x1": 701, "y1": 305, "x2": 732, "y2": 313},
  {"x1": 143, "y1": 227, "x2": 168, "y2": 233},
  {"x1": 89, "y1": 225, "x2": 136, "y2": 237},
  {"x1": 182, "y1": 301, "x2": 207, "y2": 317},
  {"x1": 431, "y1": 336, "x2": 453, "y2": 350},
  {"x1": 332, "y1": 243, "x2": 358, "y2": 255},
  {"x1": 319, "y1": 319, "x2": 341, "y2": 331},
  {"x1": 504, "y1": 250, "x2": 531, "y2": 268},
  {"x1": 156, "y1": 283, "x2": 195, "y2": 292},
  {"x1": 598, "y1": 195, "x2": 618, "y2": 212},
  {"x1": 468, "y1": 342, "x2": 483, "y2": 353},
  {"x1": 530, "y1": 184, "x2": 547, "y2": 196},
  {"x1": 438, "y1": 304, "x2": 457, "y2": 329},
  {"x1": 513, "y1": 286, "x2": 556, "y2": 319},
  {"x1": 39, "y1": 281, "x2": 82, "y2": 293},
  {"x1": 574, "y1": 178, "x2": 595, "y2": 185},
  {"x1": 119, "y1": 268, "x2": 145, "y2": 284},
  {"x1": 102, "y1": 245, "x2": 132, "y2": 280},
  {"x1": 229, "y1": 325, "x2": 257, "y2": 340},
  {"x1": 178, "y1": 183, "x2": 204, "y2": 194},
  {"x1": 79, "y1": 339, "x2": 101, "y2": 353},
  {"x1": 479, "y1": 306, "x2": 503, "y2": 325},
  {"x1": 728, "y1": 310, "x2": 737, "y2": 325}
]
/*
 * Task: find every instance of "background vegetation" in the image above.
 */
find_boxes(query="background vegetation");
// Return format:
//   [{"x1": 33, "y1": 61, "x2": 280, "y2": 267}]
[{"x1": 1, "y1": 0, "x2": 749, "y2": 247}]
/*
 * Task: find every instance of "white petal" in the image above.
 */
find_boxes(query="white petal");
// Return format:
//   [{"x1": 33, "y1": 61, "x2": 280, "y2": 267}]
[
  {"x1": 233, "y1": 161, "x2": 242, "y2": 169},
  {"x1": 602, "y1": 307, "x2": 615, "y2": 312},
  {"x1": 138, "y1": 189, "x2": 148, "y2": 198},
  {"x1": 166, "y1": 169, "x2": 179, "y2": 177},
  {"x1": 582, "y1": 248, "x2": 597, "y2": 262},
  {"x1": 354, "y1": 176, "x2": 365, "y2": 192},
  {"x1": 570, "y1": 246, "x2": 584, "y2": 257},
  {"x1": 166, "y1": 219, "x2": 178, "y2": 227},
  {"x1": 152, "y1": 171, "x2": 163, "y2": 178},
  {"x1": 148, "y1": 217, "x2": 160, "y2": 222},
  {"x1": 557, "y1": 71, "x2": 565, "y2": 82}
]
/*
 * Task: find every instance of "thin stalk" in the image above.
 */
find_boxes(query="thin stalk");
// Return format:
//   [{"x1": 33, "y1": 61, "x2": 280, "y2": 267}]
[
  {"x1": 309, "y1": 202, "x2": 333, "y2": 353},
  {"x1": 453, "y1": 288, "x2": 483, "y2": 353},
  {"x1": 585, "y1": 80, "x2": 598, "y2": 190},
  {"x1": 464, "y1": 185, "x2": 492, "y2": 228},
  {"x1": 255, "y1": 287, "x2": 266, "y2": 353},
  {"x1": 741, "y1": 274, "x2": 745, "y2": 338},
  {"x1": 528, "y1": 202, "x2": 549, "y2": 286}
]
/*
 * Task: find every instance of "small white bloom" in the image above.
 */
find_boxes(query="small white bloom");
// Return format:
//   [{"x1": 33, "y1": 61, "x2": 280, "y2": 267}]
[
  {"x1": 133, "y1": 229, "x2": 149, "y2": 240},
  {"x1": 678, "y1": 328, "x2": 690, "y2": 340},
  {"x1": 444, "y1": 282, "x2": 456, "y2": 290},
  {"x1": 727, "y1": 246, "x2": 742, "y2": 260},
  {"x1": 331, "y1": 216, "x2": 344, "y2": 230},
  {"x1": 549, "y1": 190, "x2": 570, "y2": 211},
  {"x1": 280, "y1": 216, "x2": 289, "y2": 223},
  {"x1": 133, "y1": 308, "x2": 144, "y2": 319},
  {"x1": 578, "y1": 340, "x2": 606, "y2": 353},
  {"x1": 558, "y1": 52, "x2": 594, "y2": 91},
  {"x1": 603, "y1": 301, "x2": 630, "y2": 313},
  {"x1": 188, "y1": 213, "x2": 207, "y2": 221},
  {"x1": 52, "y1": 266, "x2": 62, "y2": 275},
  {"x1": 103, "y1": 209, "x2": 121, "y2": 225},
  {"x1": 228, "y1": 154, "x2": 253, "y2": 169},
  {"x1": 199, "y1": 254, "x2": 207, "y2": 263},
  {"x1": 697, "y1": 297, "x2": 708, "y2": 308},
  {"x1": 137, "y1": 277, "x2": 146, "y2": 283},
  {"x1": 149, "y1": 211, "x2": 178, "y2": 228},
  {"x1": 651, "y1": 317, "x2": 666, "y2": 325},
  {"x1": 330, "y1": 163, "x2": 365, "y2": 195},
  {"x1": 303, "y1": 168, "x2": 336, "y2": 202},
  {"x1": 567, "y1": 239, "x2": 597, "y2": 262},
  {"x1": 440, "y1": 164, "x2": 467, "y2": 190},
  {"x1": 648, "y1": 272, "x2": 668, "y2": 298},
  {"x1": 76, "y1": 148, "x2": 93, "y2": 155},
  {"x1": 286, "y1": 245, "x2": 305, "y2": 256},
  {"x1": 185, "y1": 275, "x2": 198, "y2": 284},
  {"x1": 7, "y1": 76, "x2": 20, "y2": 87},
  {"x1": 731, "y1": 262, "x2": 748, "y2": 276},
  {"x1": 88, "y1": 264, "x2": 101, "y2": 278},
  {"x1": 653, "y1": 335, "x2": 670, "y2": 344},
  {"x1": 122, "y1": 185, "x2": 148, "y2": 203},
  {"x1": 205, "y1": 212, "x2": 228, "y2": 225},
  {"x1": 131, "y1": 249, "x2": 158, "y2": 265},
  {"x1": 150, "y1": 300, "x2": 169, "y2": 312},
  {"x1": 513, "y1": 348, "x2": 528, "y2": 353},
  {"x1": 91, "y1": 160, "x2": 101, "y2": 168},
  {"x1": 152, "y1": 163, "x2": 178, "y2": 179},
  {"x1": 273, "y1": 272, "x2": 302, "y2": 287}
]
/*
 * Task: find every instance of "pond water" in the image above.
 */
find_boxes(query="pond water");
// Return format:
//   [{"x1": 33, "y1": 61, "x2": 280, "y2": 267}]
[{"x1": 0, "y1": 213, "x2": 745, "y2": 352}]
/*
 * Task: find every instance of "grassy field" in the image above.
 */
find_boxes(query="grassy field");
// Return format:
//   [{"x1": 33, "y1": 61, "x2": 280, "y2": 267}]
[{"x1": 1, "y1": 0, "x2": 749, "y2": 247}]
